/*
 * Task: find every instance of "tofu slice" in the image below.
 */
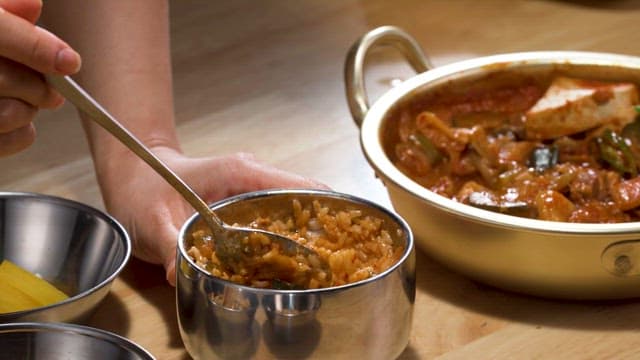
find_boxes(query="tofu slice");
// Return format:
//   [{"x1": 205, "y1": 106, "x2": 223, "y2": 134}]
[{"x1": 524, "y1": 76, "x2": 638, "y2": 139}]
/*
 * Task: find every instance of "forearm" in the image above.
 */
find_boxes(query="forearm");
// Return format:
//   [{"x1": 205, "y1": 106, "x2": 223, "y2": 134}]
[{"x1": 41, "y1": 0, "x2": 179, "y2": 192}]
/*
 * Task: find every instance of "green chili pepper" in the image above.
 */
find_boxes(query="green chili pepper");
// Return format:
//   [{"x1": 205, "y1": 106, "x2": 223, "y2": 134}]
[
  {"x1": 622, "y1": 117, "x2": 640, "y2": 146},
  {"x1": 410, "y1": 133, "x2": 443, "y2": 165},
  {"x1": 606, "y1": 130, "x2": 636, "y2": 176},
  {"x1": 597, "y1": 129, "x2": 637, "y2": 177}
]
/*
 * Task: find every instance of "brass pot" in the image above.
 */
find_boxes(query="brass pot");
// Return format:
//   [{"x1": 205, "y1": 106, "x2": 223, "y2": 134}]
[{"x1": 345, "y1": 26, "x2": 640, "y2": 299}]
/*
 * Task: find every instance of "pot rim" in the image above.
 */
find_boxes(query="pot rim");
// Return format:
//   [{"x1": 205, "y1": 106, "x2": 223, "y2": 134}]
[
  {"x1": 177, "y1": 188, "x2": 415, "y2": 294},
  {"x1": 360, "y1": 50, "x2": 640, "y2": 236}
]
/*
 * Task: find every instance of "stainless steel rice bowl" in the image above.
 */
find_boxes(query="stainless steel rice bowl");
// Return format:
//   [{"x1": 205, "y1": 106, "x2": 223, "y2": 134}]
[{"x1": 176, "y1": 189, "x2": 415, "y2": 360}]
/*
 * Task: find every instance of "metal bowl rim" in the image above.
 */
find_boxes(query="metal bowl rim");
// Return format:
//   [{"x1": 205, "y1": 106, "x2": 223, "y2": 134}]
[
  {"x1": 360, "y1": 50, "x2": 640, "y2": 235},
  {"x1": 0, "y1": 321, "x2": 155, "y2": 359},
  {"x1": 177, "y1": 188, "x2": 415, "y2": 294},
  {"x1": 0, "y1": 191, "x2": 132, "y2": 316}
]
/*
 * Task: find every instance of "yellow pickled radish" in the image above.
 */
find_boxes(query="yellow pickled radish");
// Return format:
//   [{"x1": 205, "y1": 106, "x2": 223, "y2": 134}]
[
  {"x1": 0, "y1": 281, "x2": 41, "y2": 313},
  {"x1": 0, "y1": 259, "x2": 69, "y2": 313}
]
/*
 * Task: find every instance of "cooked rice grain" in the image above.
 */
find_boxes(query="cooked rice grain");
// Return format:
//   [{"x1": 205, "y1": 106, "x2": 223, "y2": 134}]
[{"x1": 188, "y1": 199, "x2": 404, "y2": 289}]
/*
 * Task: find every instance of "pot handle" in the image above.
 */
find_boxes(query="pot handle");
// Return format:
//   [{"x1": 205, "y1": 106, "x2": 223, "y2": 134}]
[{"x1": 344, "y1": 26, "x2": 433, "y2": 127}]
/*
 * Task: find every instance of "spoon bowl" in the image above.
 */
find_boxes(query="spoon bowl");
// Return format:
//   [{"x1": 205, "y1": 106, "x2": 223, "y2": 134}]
[{"x1": 46, "y1": 74, "x2": 331, "y2": 288}]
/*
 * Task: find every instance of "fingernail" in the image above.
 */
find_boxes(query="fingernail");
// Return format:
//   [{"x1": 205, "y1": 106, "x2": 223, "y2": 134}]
[{"x1": 55, "y1": 48, "x2": 81, "y2": 74}]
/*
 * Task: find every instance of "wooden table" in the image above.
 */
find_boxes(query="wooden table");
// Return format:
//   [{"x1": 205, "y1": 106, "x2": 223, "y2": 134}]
[{"x1": 3, "y1": 0, "x2": 640, "y2": 358}]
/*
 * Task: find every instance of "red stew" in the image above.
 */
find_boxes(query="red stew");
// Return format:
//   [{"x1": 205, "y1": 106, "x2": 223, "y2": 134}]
[{"x1": 391, "y1": 74, "x2": 640, "y2": 223}]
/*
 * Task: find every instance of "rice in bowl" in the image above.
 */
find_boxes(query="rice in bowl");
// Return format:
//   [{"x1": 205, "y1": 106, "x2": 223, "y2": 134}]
[{"x1": 185, "y1": 199, "x2": 405, "y2": 289}]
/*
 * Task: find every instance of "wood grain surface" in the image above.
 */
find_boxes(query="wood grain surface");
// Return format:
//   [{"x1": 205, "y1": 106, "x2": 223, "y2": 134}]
[{"x1": 3, "y1": 1, "x2": 640, "y2": 358}]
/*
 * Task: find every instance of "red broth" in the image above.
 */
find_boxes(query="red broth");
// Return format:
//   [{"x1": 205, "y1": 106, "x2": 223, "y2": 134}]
[{"x1": 387, "y1": 73, "x2": 640, "y2": 223}]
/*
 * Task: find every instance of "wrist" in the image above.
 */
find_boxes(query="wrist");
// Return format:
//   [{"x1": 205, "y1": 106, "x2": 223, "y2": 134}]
[{"x1": 92, "y1": 136, "x2": 183, "y2": 200}]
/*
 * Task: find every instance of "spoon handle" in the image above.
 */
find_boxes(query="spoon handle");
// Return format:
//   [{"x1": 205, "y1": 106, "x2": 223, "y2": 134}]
[{"x1": 46, "y1": 74, "x2": 222, "y2": 228}]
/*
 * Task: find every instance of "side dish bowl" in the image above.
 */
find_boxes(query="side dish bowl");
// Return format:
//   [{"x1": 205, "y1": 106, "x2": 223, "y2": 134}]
[
  {"x1": 176, "y1": 189, "x2": 415, "y2": 360},
  {"x1": 0, "y1": 192, "x2": 131, "y2": 323},
  {"x1": 0, "y1": 322, "x2": 155, "y2": 359},
  {"x1": 345, "y1": 26, "x2": 640, "y2": 300}
]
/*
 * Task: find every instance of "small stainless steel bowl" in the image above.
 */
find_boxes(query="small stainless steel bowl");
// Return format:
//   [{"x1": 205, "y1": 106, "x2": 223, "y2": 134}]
[
  {"x1": 345, "y1": 26, "x2": 640, "y2": 299},
  {"x1": 176, "y1": 189, "x2": 415, "y2": 360},
  {"x1": 0, "y1": 192, "x2": 131, "y2": 323},
  {"x1": 0, "y1": 322, "x2": 155, "y2": 359}
]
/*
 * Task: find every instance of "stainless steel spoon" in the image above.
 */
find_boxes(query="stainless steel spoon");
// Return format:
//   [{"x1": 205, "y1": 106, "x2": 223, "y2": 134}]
[{"x1": 46, "y1": 74, "x2": 331, "y2": 285}]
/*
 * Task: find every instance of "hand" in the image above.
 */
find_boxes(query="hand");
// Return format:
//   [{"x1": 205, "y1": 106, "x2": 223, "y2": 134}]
[
  {"x1": 99, "y1": 147, "x2": 328, "y2": 286},
  {"x1": 0, "y1": 0, "x2": 81, "y2": 156}
]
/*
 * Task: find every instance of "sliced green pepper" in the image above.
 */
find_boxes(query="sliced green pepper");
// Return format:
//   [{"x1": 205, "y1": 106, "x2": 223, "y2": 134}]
[
  {"x1": 622, "y1": 117, "x2": 640, "y2": 147},
  {"x1": 596, "y1": 129, "x2": 637, "y2": 178},
  {"x1": 409, "y1": 133, "x2": 443, "y2": 165}
]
